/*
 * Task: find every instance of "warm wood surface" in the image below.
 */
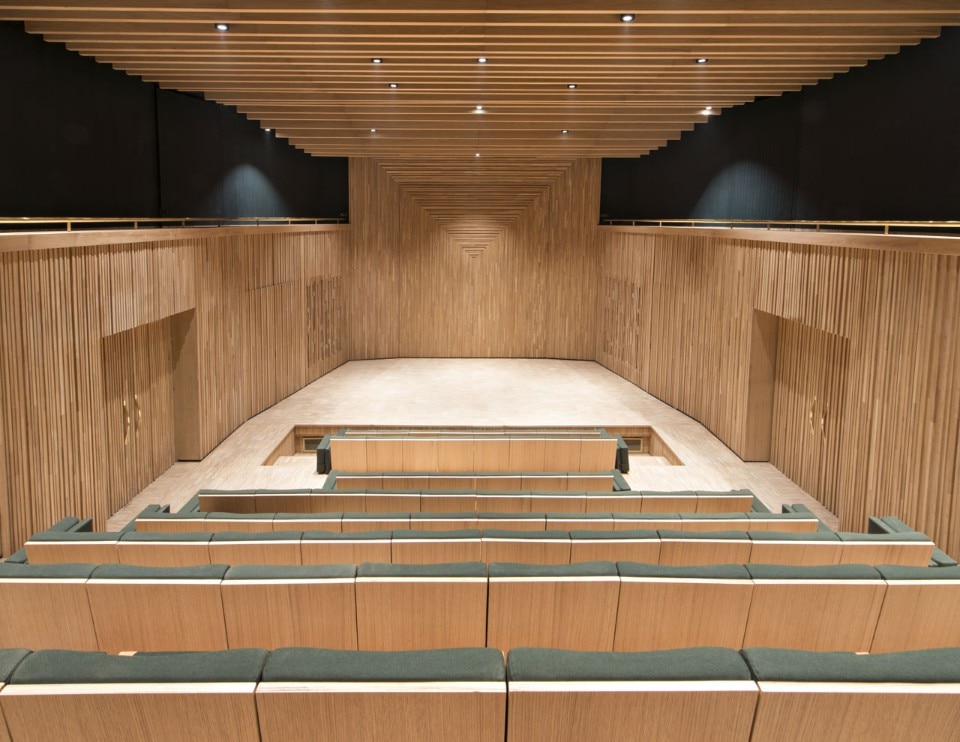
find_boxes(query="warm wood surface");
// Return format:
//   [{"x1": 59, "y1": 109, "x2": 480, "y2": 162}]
[
  {"x1": 598, "y1": 227, "x2": 960, "y2": 557},
  {"x1": 256, "y1": 684, "x2": 506, "y2": 742},
  {"x1": 871, "y1": 582, "x2": 960, "y2": 653},
  {"x1": 0, "y1": 687, "x2": 261, "y2": 742},
  {"x1": 2, "y1": 2, "x2": 953, "y2": 158},
  {"x1": 0, "y1": 581, "x2": 99, "y2": 650}
]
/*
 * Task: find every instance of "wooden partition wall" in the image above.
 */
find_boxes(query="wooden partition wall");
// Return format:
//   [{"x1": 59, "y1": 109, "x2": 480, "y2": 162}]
[
  {"x1": 598, "y1": 227, "x2": 960, "y2": 556},
  {"x1": 0, "y1": 226, "x2": 347, "y2": 553}
]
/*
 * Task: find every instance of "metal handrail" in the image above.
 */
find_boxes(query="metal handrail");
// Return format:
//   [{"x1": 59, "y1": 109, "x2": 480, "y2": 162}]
[
  {"x1": 599, "y1": 218, "x2": 960, "y2": 236},
  {"x1": 0, "y1": 216, "x2": 347, "y2": 232}
]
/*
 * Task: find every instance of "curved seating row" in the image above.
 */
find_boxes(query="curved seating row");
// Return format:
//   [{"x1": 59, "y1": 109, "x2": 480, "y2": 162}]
[
  {"x1": 22, "y1": 527, "x2": 935, "y2": 568},
  {"x1": 136, "y1": 507, "x2": 821, "y2": 534},
  {"x1": 1, "y1": 646, "x2": 959, "y2": 742},
  {"x1": 1, "y1": 561, "x2": 959, "y2": 655},
  {"x1": 324, "y1": 470, "x2": 629, "y2": 492}
]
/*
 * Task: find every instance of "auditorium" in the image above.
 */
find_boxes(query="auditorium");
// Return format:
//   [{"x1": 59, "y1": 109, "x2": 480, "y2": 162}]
[{"x1": 0, "y1": 3, "x2": 959, "y2": 740}]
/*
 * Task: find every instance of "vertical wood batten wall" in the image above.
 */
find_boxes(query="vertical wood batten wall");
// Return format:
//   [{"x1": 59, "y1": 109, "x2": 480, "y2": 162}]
[
  {"x1": 0, "y1": 226, "x2": 347, "y2": 553},
  {"x1": 347, "y1": 158, "x2": 601, "y2": 359},
  {"x1": 598, "y1": 227, "x2": 960, "y2": 557}
]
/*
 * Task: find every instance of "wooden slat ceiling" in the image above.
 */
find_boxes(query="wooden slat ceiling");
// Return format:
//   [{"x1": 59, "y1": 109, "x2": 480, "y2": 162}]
[{"x1": 3, "y1": 1, "x2": 958, "y2": 158}]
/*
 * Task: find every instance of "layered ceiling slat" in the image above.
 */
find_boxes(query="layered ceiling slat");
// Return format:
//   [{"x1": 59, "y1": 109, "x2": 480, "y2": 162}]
[{"x1": 3, "y1": 1, "x2": 957, "y2": 157}]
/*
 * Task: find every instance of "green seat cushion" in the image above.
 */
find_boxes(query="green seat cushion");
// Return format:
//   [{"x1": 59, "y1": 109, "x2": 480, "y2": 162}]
[
  {"x1": 549, "y1": 512, "x2": 613, "y2": 520},
  {"x1": 618, "y1": 562, "x2": 751, "y2": 580},
  {"x1": 641, "y1": 491, "x2": 696, "y2": 498},
  {"x1": 225, "y1": 565, "x2": 356, "y2": 580},
  {"x1": 45, "y1": 517, "x2": 81, "y2": 532},
  {"x1": 748, "y1": 531, "x2": 839, "y2": 542},
  {"x1": 412, "y1": 512, "x2": 476, "y2": 520},
  {"x1": 198, "y1": 489, "x2": 257, "y2": 495},
  {"x1": 257, "y1": 489, "x2": 312, "y2": 495},
  {"x1": 303, "y1": 530, "x2": 392, "y2": 541},
  {"x1": 0, "y1": 563, "x2": 96, "y2": 579},
  {"x1": 569, "y1": 530, "x2": 657, "y2": 540},
  {"x1": 262, "y1": 647, "x2": 504, "y2": 683},
  {"x1": 482, "y1": 529, "x2": 569, "y2": 539},
  {"x1": 658, "y1": 529, "x2": 749, "y2": 540},
  {"x1": 696, "y1": 489, "x2": 753, "y2": 497},
  {"x1": 90, "y1": 564, "x2": 228, "y2": 580},
  {"x1": 207, "y1": 512, "x2": 274, "y2": 521},
  {"x1": 879, "y1": 516, "x2": 915, "y2": 534},
  {"x1": 742, "y1": 647, "x2": 960, "y2": 683},
  {"x1": 837, "y1": 531, "x2": 931, "y2": 542},
  {"x1": 681, "y1": 513, "x2": 749, "y2": 522},
  {"x1": 358, "y1": 562, "x2": 487, "y2": 578},
  {"x1": 392, "y1": 529, "x2": 481, "y2": 539},
  {"x1": 119, "y1": 532, "x2": 212, "y2": 543},
  {"x1": 478, "y1": 512, "x2": 544, "y2": 520},
  {"x1": 274, "y1": 513, "x2": 342, "y2": 521},
  {"x1": 343, "y1": 512, "x2": 409, "y2": 520},
  {"x1": 746, "y1": 564, "x2": 881, "y2": 580},
  {"x1": 10, "y1": 649, "x2": 268, "y2": 684},
  {"x1": 489, "y1": 561, "x2": 616, "y2": 578},
  {"x1": 507, "y1": 647, "x2": 751, "y2": 681},
  {"x1": 139, "y1": 512, "x2": 206, "y2": 521},
  {"x1": 876, "y1": 565, "x2": 960, "y2": 581},
  {"x1": 613, "y1": 513, "x2": 681, "y2": 521},
  {"x1": 745, "y1": 512, "x2": 811, "y2": 521},
  {"x1": 0, "y1": 649, "x2": 30, "y2": 683},
  {"x1": 210, "y1": 531, "x2": 301, "y2": 541},
  {"x1": 28, "y1": 532, "x2": 121, "y2": 543}
]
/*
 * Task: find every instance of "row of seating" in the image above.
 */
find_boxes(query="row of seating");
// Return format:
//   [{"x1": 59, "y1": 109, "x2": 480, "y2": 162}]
[
  {"x1": 196, "y1": 486, "x2": 756, "y2": 514},
  {"x1": 1, "y1": 561, "x2": 957, "y2": 655},
  {"x1": 326, "y1": 469, "x2": 629, "y2": 492},
  {"x1": 1, "y1": 645, "x2": 959, "y2": 742},
  {"x1": 136, "y1": 506, "x2": 822, "y2": 534},
  {"x1": 22, "y1": 526, "x2": 935, "y2": 567},
  {"x1": 326, "y1": 431, "x2": 622, "y2": 474}
]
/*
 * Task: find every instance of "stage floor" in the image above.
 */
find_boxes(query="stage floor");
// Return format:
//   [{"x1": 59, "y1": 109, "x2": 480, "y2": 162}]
[{"x1": 108, "y1": 358, "x2": 838, "y2": 529}]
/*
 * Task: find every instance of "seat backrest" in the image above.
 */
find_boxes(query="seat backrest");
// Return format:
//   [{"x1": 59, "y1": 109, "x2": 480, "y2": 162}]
[{"x1": 871, "y1": 565, "x2": 960, "y2": 652}]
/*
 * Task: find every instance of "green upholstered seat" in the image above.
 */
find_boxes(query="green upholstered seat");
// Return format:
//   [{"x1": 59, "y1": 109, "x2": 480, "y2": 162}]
[
  {"x1": 747, "y1": 531, "x2": 839, "y2": 541},
  {"x1": 876, "y1": 565, "x2": 960, "y2": 580},
  {"x1": 412, "y1": 512, "x2": 476, "y2": 520},
  {"x1": 658, "y1": 529, "x2": 749, "y2": 540},
  {"x1": 482, "y1": 529, "x2": 569, "y2": 539},
  {"x1": 28, "y1": 531, "x2": 121, "y2": 543},
  {"x1": 696, "y1": 489, "x2": 754, "y2": 497},
  {"x1": 119, "y1": 532, "x2": 211, "y2": 543},
  {"x1": 0, "y1": 649, "x2": 30, "y2": 683},
  {"x1": 9, "y1": 649, "x2": 268, "y2": 684},
  {"x1": 836, "y1": 531, "x2": 932, "y2": 542},
  {"x1": 2, "y1": 548, "x2": 28, "y2": 564},
  {"x1": 681, "y1": 513, "x2": 750, "y2": 521},
  {"x1": 392, "y1": 529, "x2": 481, "y2": 539},
  {"x1": 613, "y1": 512, "x2": 681, "y2": 521},
  {"x1": 745, "y1": 564, "x2": 881, "y2": 580},
  {"x1": 275, "y1": 512, "x2": 342, "y2": 521},
  {"x1": 224, "y1": 564, "x2": 356, "y2": 580},
  {"x1": 0, "y1": 563, "x2": 96, "y2": 579},
  {"x1": 257, "y1": 489, "x2": 312, "y2": 495},
  {"x1": 617, "y1": 562, "x2": 751, "y2": 579},
  {"x1": 745, "y1": 512, "x2": 812, "y2": 522},
  {"x1": 344, "y1": 512, "x2": 409, "y2": 520},
  {"x1": 303, "y1": 530, "x2": 392, "y2": 540},
  {"x1": 176, "y1": 495, "x2": 202, "y2": 513},
  {"x1": 569, "y1": 529, "x2": 657, "y2": 540},
  {"x1": 489, "y1": 561, "x2": 616, "y2": 577},
  {"x1": 549, "y1": 512, "x2": 613, "y2": 520},
  {"x1": 478, "y1": 512, "x2": 545, "y2": 520},
  {"x1": 210, "y1": 531, "x2": 301, "y2": 541},
  {"x1": 138, "y1": 511, "x2": 206, "y2": 521},
  {"x1": 44, "y1": 517, "x2": 81, "y2": 532},
  {"x1": 261, "y1": 647, "x2": 505, "y2": 683},
  {"x1": 89, "y1": 564, "x2": 228, "y2": 580},
  {"x1": 358, "y1": 562, "x2": 487, "y2": 578},
  {"x1": 207, "y1": 512, "x2": 274, "y2": 521},
  {"x1": 742, "y1": 647, "x2": 960, "y2": 683},
  {"x1": 506, "y1": 647, "x2": 752, "y2": 681}
]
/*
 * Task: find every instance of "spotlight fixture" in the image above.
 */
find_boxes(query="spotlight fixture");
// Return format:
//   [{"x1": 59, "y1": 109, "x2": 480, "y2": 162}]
[
  {"x1": 701, "y1": 106, "x2": 714, "y2": 115},
  {"x1": 214, "y1": 23, "x2": 230, "y2": 32},
  {"x1": 561, "y1": 129, "x2": 569, "y2": 134},
  {"x1": 567, "y1": 83, "x2": 577, "y2": 89},
  {"x1": 388, "y1": 82, "x2": 399, "y2": 88},
  {"x1": 478, "y1": 57, "x2": 488, "y2": 64},
  {"x1": 475, "y1": 153, "x2": 481, "y2": 157},
  {"x1": 370, "y1": 128, "x2": 377, "y2": 133},
  {"x1": 696, "y1": 58, "x2": 708, "y2": 64},
  {"x1": 371, "y1": 57, "x2": 383, "y2": 64},
  {"x1": 264, "y1": 128, "x2": 271, "y2": 133},
  {"x1": 474, "y1": 105, "x2": 485, "y2": 113},
  {"x1": 620, "y1": 13, "x2": 635, "y2": 22}
]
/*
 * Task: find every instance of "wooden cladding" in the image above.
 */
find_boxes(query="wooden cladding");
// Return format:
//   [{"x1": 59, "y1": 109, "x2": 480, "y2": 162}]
[
  {"x1": 347, "y1": 158, "x2": 601, "y2": 359},
  {"x1": 0, "y1": 227, "x2": 347, "y2": 553},
  {"x1": 599, "y1": 227, "x2": 960, "y2": 558}
]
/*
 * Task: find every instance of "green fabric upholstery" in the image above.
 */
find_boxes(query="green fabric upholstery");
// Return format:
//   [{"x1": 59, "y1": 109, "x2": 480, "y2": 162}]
[
  {"x1": 506, "y1": 647, "x2": 751, "y2": 682},
  {"x1": 617, "y1": 562, "x2": 751, "y2": 579},
  {"x1": 876, "y1": 565, "x2": 960, "y2": 580},
  {"x1": 488, "y1": 561, "x2": 617, "y2": 578},
  {"x1": 139, "y1": 511, "x2": 206, "y2": 521},
  {"x1": 303, "y1": 530, "x2": 392, "y2": 541},
  {"x1": 119, "y1": 532, "x2": 211, "y2": 543},
  {"x1": 176, "y1": 494, "x2": 201, "y2": 514},
  {"x1": 748, "y1": 531, "x2": 839, "y2": 542},
  {"x1": 262, "y1": 647, "x2": 505, "y2": 683},
  {"x1": 10, "y1": 649, "x2": 268, "y2": 684},
  {"x1": 89, "y1": 564, "x2": 228, "y2": 580},
  {"x1": 569, "y1": 529, "x2": 657, "y2": 540},
  {"x1": 0, "y1": 563, "x2": 96, "y2": 579},
  {"x1": 358, "y1": 562, "x2": 487, "y2": 578},
  {"x1": 681, "y1": 513, "x2": 750, "y2": 521},
  {"x1": 274, "y1": 513, "x2": 342, "y2": 521},
  {"x1": 878, "y1": 516, "x2": 915, "y2": 533},
  {"x1": 548, "y1": 512, "x2": 613, "y2": 520},
  {"x1": 658, "y1": 529, "x2": 749, "y2": 540},
  {"x1": 696, "y1": 489, "x2": 754, "y2": 497},
  {"x1": 344, "y1": 512, "x2": 409, "y2": 520},
  {"x1": 207, "y1": 512, "x2": 273, "y2": 521},
  {"x1": 613, "y1": 513, "x2": 681, "y2": 521},
  {"x1": 412, "y1": 512, "x2": 476, "y2": 520},
  {"x1": 0, "y1": 649, "x2": 30, "y2": 683},
  {"x1": 225, "y1": 564, "x2": 356, "y2": 580},
  {"x1": 210, "y1": 531, "x2": 301, "y2": 541},
  {"x1": 28, "y1": 532, "x2": 121, "y2": 543},
  {"x1": 641, "y1": 491, "x2": 696, "y2": 498},
  {"x1": 745, "y1": 512, "x2": 811, "y2": 522},
  {"x1": 2, "y1": 548, "x2": 28, "y2": 564},
  {"x1": 746, "y1": 564, "x2": 881, "y2": 580},
  {"x1": 257, "y1": 489, "x2": 312, "y2": 495},
  {"x1": 45, "y1": 517, "x2": 81, "y2": 532},
  {"x1": 742, "y1": 647, "x2": 960, "y2": 683},
  {"x1": 198, "y1": 489, "x2": 258, "y2": 495},
  {"x1": 482, "y1": 529, "x2": 569, "y2": 539},
  {"x1": 478, "y1": 512, "x2": 544, "y2": 520},
  {"x1": 837, "y1": 531, "x2": 931, "y2": 542},
  {"x1": 392, "y1": 529, "x2": 481, "y2": 539}
]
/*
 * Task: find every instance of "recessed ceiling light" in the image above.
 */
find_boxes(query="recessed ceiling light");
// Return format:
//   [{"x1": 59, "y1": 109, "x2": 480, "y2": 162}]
[
  {"x1": 567, "y1": 83, "x2": 577, "y2": 89},
  {"x1": 561, "y1": 129, "x2": 569, "y2": 134},
  {"x1": 620, "y1": 13, "x2": 635, "y2": 23},
  {"x1": 370, "y1": 128, "x2": 377, "y2": 133},
  {"x1": 701, "y1": 106, "x2": 714, "y2": 115},
  {"x1": 214, "y1": 23, "x2": 229, "y2": 32},
  {"x1": 478, "y1": 57, "x2": 488, "y2": 64},
  {"x1": 388, "y1": 82, "x2": 399, "y2": 88},
  {"x1": 696, "y1": 58, "x2": 708, "y2": 64},
  {"x1": 475, "y1": 153, "x2": 481, "y2": 157},
  {"x1": 474, "y1": 105, "x2": 484, "y2": 113},
  {"x1": 264, "y1": 128, "x2": 271, "y2": 132},
  {"x1": 371, "y1": 58, "x2": 383, "y2": 64}
]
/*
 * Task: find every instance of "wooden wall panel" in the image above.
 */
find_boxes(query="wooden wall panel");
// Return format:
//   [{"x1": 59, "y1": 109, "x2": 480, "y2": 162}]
[
  {"x1": 0, "y1": 227, "x2": 347, "y2": 553},
  {"x1": 347, "y1": 158, "x2": 600, "y2": 359},
  {"x1": 599, "y1": 227, "x2": 960, "y2": 557}
]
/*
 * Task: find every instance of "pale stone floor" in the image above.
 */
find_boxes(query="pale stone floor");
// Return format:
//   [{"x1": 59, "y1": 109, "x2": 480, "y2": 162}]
[{"x1": 109, "y1": 358, "x2": 838, "y2": 530}]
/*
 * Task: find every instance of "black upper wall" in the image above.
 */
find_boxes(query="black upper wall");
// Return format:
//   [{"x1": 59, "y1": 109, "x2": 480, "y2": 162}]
[
  {"x1": 0, "y1": 22, "x2": 348, "y2": 219},
  {"x1": 601, "y1": 28, "x2": 960, "y2": 222}
]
